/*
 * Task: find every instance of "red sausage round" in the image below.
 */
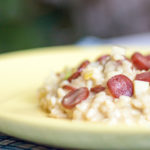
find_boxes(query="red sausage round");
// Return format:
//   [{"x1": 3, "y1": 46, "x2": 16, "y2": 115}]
[
  {"x1": 131, "y1": 52, "x2": 150, "y2": 70},
  {"x1": 62, "y1": 87, "x2": 89, "y2": 109},
  {"x1": 91, "y1": 85, "x2": 105, "y2": 94},
  {"x1": 107, "y1": 74, "x2": 133, "y2": 98},
  {"x1": 135, "y1": 72, "x2": 150, "y2": 82}
]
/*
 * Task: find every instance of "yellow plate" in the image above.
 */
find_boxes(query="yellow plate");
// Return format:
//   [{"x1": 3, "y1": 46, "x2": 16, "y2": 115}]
[{"x1": 1, "y1": 46, "x2": 150, "y2": 149}]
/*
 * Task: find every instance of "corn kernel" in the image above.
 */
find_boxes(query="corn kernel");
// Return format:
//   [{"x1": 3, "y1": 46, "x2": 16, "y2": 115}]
[{"x1": 83, "y1": 72, "x2": 93, "y2": 80}]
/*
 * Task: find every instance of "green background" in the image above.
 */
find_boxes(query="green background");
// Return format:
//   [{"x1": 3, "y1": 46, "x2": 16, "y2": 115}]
[{"x1": 0, "y1": 0, "x2": 75, "y2": 53}]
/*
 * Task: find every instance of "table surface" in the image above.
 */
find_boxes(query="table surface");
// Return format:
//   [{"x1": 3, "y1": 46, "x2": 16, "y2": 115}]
[{"x1": 0, "y1": 133, "x2": 63, "y2": 150}]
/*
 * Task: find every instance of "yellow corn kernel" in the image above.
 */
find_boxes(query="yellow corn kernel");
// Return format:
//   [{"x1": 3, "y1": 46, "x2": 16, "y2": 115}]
[{"x1": 83, "y1": 72, "x2": 93, "y2": 80}]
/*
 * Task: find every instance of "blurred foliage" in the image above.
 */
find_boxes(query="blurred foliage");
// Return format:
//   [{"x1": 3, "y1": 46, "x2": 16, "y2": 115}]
[{"x1": 0, "y1": 0, "x2": 74, "y2": 53}]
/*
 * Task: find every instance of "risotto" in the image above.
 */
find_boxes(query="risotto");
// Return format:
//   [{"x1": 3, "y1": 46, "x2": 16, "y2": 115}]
[{"x1": 38, "y1": 47, "x2": 150, "y2": 125}]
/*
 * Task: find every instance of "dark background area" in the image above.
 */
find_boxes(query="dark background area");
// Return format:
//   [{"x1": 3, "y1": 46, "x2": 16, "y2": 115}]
[
  {"x1": 0, "y1": 0, "x2": 75, "y2": 53},
  {"x1": 1, "y1": 0, "x2": 150, "y2": 53}
]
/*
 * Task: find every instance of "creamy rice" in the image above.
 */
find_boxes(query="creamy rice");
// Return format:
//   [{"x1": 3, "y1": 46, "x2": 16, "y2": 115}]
[{"x1": 38, "y1": 47, "x2": 150, "y2": 125}]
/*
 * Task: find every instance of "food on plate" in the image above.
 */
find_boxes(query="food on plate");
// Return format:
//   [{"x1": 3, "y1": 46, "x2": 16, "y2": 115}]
[{"x1": 38, "y1": 47, "x2": 150, "y2": 125}]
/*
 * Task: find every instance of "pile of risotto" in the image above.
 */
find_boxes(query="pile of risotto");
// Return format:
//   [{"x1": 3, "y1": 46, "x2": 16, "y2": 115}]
[{"x1": 38, "y1": 47, "x2": 150, "y2": 125}]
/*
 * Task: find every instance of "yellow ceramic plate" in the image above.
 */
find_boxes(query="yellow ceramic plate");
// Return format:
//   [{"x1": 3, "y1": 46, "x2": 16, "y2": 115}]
[{"x1": 1, "y1": 46, "x2": 150, "y2": 149}]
